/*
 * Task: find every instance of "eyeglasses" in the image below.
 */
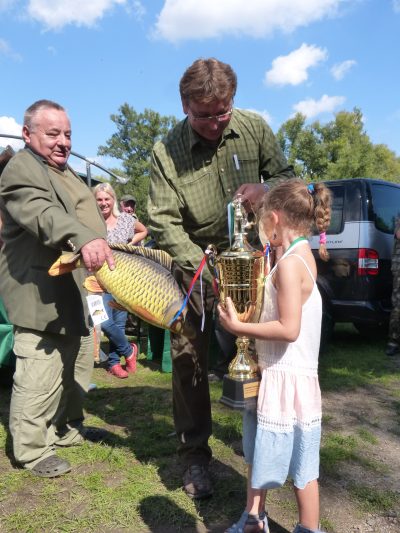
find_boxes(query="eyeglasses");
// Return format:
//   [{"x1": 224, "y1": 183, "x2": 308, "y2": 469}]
[{"x1": 188, "y1": 107, "x2": 233, "y2": 123}]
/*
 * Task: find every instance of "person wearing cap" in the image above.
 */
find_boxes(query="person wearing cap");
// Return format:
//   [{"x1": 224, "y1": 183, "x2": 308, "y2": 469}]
[
  {"x1": 120, "y1": 194, "x2": 148, "y2": 245},
  {"x1": 120, "y1": 194, "x2": 137, "y2": 217}
]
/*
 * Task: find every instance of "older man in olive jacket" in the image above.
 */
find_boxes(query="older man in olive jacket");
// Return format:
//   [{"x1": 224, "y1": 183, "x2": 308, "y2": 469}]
[{"x1": 0, "y1": 100, "x2": 114, "y2": 478}]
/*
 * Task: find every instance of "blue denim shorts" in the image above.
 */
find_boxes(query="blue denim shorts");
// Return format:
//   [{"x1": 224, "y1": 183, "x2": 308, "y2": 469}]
[
  {"x1": 242, "y1": 408, "x2": 321, "y2": 490},
  {"x1": 242, "y1": 408, "x2": 257, "y2": 464}
]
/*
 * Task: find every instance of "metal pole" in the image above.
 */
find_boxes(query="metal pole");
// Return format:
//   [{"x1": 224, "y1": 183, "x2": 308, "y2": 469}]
[{"x1": 0, "y1": 134, "x2": 122, "y2": 182}]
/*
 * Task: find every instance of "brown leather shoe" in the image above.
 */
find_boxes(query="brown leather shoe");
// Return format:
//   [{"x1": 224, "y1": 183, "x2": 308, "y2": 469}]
[{"x1": 183, "y1": 465, "x2": 213, "y2": 499}]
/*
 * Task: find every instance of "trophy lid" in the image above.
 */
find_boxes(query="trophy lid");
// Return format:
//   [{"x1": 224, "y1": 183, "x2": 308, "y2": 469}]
[{"x1": 221, "y1": 195, "x2": 262, "y2": 258}]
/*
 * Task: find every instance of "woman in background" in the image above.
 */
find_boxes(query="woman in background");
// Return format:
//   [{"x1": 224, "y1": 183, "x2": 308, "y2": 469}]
[{"x1": 93, "y1": 183, "x2": 146, "y2": 378}]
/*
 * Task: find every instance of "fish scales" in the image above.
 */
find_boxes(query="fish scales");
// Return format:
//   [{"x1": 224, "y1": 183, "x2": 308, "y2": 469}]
[
  {"x1": 48, "y1": 244, "x2": 187, "y2": 333},
  {"x1": 96, "y1": 249, "x2": 183, "y2": 329}
]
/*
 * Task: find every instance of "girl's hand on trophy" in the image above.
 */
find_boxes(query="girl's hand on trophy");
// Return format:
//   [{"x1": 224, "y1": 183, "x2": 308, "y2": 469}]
[{"x1": 218, "y1": 297, "x2": 241, "y2": 334}]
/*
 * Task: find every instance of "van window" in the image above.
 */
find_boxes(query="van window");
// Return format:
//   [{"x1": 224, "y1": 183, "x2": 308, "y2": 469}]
[
  {"x1": 327, "y1": 184, "x2": 344, "y2": 235},
  {"x1": 370, "y1": 183, "x2": 400, "y2": 234}
]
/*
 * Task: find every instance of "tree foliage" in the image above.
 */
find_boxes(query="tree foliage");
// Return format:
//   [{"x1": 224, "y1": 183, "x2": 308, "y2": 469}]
[
  {"x1": 98, "y1": 105, "x2": 400, "y2": 228},
  {"x1": 98, "y1": 104, "x2": 178, "y2": 224},
  {"x1": 277, "y1": 108, "x2": 400, "y2": 182}
]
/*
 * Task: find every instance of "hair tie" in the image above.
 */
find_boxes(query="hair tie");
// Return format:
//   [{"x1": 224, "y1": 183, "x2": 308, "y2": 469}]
[
  {"x1": 307, "y1": 184, "x2": 315, "y2": 194},
  {"x1": 319, "y1": 232, "x2": 327, "y2": 245}
]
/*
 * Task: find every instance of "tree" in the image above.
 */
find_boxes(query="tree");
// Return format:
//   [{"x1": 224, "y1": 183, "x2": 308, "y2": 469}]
[
  {"x1": 98, "y1": 104, "x2": 178, "y2": 224},
  {"x1": 277, "y1": 108, "x2": 400, "y2": 182}
]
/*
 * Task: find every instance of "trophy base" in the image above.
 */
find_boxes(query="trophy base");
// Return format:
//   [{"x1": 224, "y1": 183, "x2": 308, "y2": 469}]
[{"x1": 220, "y1": 374, "x2": 260, "y2": 410}]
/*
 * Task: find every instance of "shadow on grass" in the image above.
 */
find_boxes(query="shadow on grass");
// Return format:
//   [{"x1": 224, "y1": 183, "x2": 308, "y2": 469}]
[
  {"x1": 139, "y1": 494, "x2": 199, "y2": 532},
  {"x1": 319, "y1": 324, "x2": 399, "y2": 392},
  {"x1": 83, "y1": 382, "x2": 292, "y2": 532}
]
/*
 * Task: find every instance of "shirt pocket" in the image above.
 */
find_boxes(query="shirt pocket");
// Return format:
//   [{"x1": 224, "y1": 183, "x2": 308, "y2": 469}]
[
  {"x1": 236, "y1": 157, "x2": 261, "y2": 183},
  {"x1": 178, "y1": 170, "x2": 224, "y2": 225}
]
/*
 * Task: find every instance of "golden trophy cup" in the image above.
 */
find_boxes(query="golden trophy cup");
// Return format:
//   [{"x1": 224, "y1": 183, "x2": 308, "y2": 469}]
[{"x1": 206, "y1": 195, "x2": 265, "y2": 409}]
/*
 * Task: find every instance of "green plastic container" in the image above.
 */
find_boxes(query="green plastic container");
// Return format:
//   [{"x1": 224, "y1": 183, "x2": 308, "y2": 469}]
[
  {"x1": 147, "y1": 325, "x2": 172, "y2": 373},
  {"x1": 161, "y1": 331, "x2": 172, "y2": 373},
  {"x1": 0, "y1": 298, "x2": 14, "y2": 369}
]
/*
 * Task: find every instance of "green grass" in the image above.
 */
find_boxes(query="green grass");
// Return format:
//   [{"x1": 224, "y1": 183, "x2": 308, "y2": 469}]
[
  {"x1": 319, "y1": 324, "x2": 398, "y2": 390},
  {"x1": 349, "y1": 484, "x2": 400, "y2": 512},
  {"x1": 356, "y1": 428, "x2": 379, "y2": 445},
  {"x1": 0, "y1": 323, "x2": 399, "y2": 532},
  {"x1": 320, "y1": 432, "x2": 385, "y2": 476}
]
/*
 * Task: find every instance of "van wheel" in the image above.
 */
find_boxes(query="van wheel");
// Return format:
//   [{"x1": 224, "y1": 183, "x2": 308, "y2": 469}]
[
  {"x1": 353, "y1": 321, "x2": 388, "y2": 339},
  {"x1": 320, "y1": 303, "x2": 334, "y2": 352}
]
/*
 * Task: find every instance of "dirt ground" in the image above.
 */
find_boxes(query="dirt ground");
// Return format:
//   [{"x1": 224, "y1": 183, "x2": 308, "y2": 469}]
[
  {"x1": 301, "y1": 368, "x2": 399, "y2": 533},
  {"x1": 0, "y1": 354, "x2": 399, "y2": 533},
  {"x1": 152, "y1": 360, "x2": 400, "y2": 533}
]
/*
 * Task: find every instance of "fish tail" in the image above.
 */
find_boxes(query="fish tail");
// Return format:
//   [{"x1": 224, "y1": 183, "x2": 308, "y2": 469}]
[{"x1": 48, "y1": 253, "x2": 81, "y2": 276}]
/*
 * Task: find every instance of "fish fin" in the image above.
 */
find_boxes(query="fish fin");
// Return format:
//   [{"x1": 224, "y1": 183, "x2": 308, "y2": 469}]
[
  {"x1": 48, "y1": 253, "x2": 81, "y2": 276},
  {"x1": 83, "y1": 276, "x2": 103, "y2": 293},
  {"x1": 130, "y1": 306, "x2": 165, "y2": 329},
  {"x1": 108, "y1": 300, "x2": 127, "y2": 312},
  {"x1": 109, "y1": 244, "x2": 173, "y2": 272}
]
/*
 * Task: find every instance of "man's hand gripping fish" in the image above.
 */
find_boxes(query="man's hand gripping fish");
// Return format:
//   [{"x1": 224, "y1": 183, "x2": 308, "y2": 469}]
[{"x1": 49, "y1": 244, "x2": 188, "y2": 335}]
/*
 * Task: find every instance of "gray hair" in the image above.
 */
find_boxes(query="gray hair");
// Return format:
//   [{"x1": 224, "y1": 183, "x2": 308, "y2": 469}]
[{"x1": 24, "y1": 99, "x2": 66, "y2": 130}]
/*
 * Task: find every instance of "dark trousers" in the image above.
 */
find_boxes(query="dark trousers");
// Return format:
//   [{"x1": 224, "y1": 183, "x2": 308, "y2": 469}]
[
  {"x1": 212, "y1": 312, "x2": 237, "y2": 378},
  {"x1": 389, "y1": 269, "x2": 400, "y2": 343},
  {"x1": 170, "y1": 265, "x2": 216, "y2": 467}
]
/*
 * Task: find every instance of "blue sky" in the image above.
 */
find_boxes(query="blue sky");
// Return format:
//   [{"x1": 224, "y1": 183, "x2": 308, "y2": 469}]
[{"x1": 1, "y1": 0, "x2": 400, "y2": 176}]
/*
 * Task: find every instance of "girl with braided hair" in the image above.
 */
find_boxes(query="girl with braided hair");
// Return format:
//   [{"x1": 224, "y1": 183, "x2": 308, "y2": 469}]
[{"x1": 219, "y1": 179, "x2": 331, "y2": 533}]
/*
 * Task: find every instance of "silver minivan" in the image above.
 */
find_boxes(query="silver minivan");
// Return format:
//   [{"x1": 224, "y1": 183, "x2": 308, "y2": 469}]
[{"x1": 309, "y1": 178, "x2": 400, "y2": 342}]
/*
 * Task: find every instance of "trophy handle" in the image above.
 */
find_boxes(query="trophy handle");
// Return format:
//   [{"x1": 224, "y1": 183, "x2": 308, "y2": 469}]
[{"x1": 205, "y1": 244, "x2": 218, "y2": 277}]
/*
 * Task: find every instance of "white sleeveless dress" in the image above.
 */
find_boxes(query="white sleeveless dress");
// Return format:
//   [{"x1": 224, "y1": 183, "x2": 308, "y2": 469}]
[{"x1": 251, "y1": 240, "x2": 322, "y2": 490}]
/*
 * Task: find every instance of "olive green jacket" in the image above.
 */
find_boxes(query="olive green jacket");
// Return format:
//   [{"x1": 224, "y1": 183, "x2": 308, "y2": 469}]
[{"x1": 0, "y1": 148, "x2": 105, "y2": 335}]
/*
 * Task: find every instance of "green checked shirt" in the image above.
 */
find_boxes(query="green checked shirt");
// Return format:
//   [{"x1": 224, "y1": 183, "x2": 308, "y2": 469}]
[{"x1": 148, "y1": 108, "x2": 295, "y2": 280}]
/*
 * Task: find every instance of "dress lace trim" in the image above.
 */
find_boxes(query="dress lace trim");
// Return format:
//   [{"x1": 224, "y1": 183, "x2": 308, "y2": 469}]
[
  {"x1": 259, "y1": 358, "x2": 319, "y2": 375},
  {"x1": 257, "y1": 413, "x2": 322, "y2": 433}
]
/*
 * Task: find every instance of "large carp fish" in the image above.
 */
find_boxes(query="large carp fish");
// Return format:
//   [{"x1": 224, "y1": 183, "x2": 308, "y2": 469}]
[{"x1": 48, "y1": 243, "x2": 188, "y2": 335}]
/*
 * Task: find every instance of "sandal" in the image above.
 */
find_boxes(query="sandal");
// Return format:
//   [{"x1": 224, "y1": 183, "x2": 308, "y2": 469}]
[
  {"x1": 31, "y1": 455, "x2": 71, "y2": 478},
  {"x1": 258, "y1": 511, "x2": 269, "y2": 532},
  {"x1": 293, "y1": 525, "x2": 326, "y2": 533},
  {"x1": 225, "y1": 510, "x2": 269, "y2": 533}
]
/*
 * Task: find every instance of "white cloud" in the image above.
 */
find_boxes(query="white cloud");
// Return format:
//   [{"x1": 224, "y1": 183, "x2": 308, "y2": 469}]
[
  {"x1": 393, "y1": 0, "x2": 400, "y2": 13},
  {"x1": 27, "y1": 0, "x2": 127, "y2": 30},
  {"x1": 130, "y1": 0, "x2": 145, "y2": 20},
  {"x1": 292, "y1": 94, "x2": 346, "y2": 119},
  {"x1": 330, "y1": 59, "x2": 356, "y2": 80},
  {"x1": 153, "y1": 0, "x2": 343, "y2": 43},
  {"x1": 0, "y1": 38, "x2": 22, "y2": 61},
  {"x1": 0, "y1": 116, "x2": 24, "y2": 151},
  {"x1": 265, "y1": 43, "x2": 327, "y2": 86}
]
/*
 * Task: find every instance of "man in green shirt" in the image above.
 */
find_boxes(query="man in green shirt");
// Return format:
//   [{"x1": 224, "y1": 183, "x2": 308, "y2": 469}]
[{"x1": 148, "y1": 58, "x2": 295, "y2": 499}]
